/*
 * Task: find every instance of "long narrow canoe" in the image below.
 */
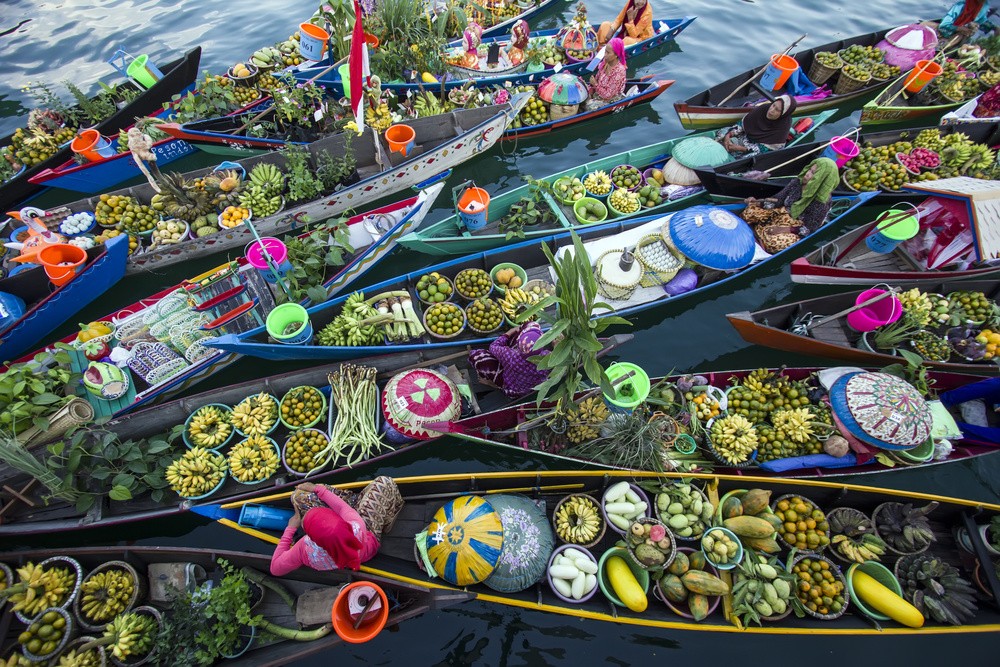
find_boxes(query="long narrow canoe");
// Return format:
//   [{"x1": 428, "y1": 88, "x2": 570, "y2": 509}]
[
  {"x1": 860, "y1": 76, "x2": 969, "y2": 126},
  {"x1": 727, "y1": 279, "x2": 1000, "y2": 375},
  {"x1": 673, "y1": 28, "x2": 893, "y2": 130},
  {"x1": 204, "y1": 192, "x2": 875, "y2": 362},
  {"x1": 790, "y1": 215, "x2": 1000, "y2": 285},
  {"x1": 201, "y1": 469, "x2": 1000, "y2": 635},
  {"x1": 440, "y1": 366, "x2": 1000, "y2": 478},
  {"x1": 159, "y1": 78, "x2": 675, "y2": 151},
  {"x1": 399, "y1": 110, "x2": 834, "y2": 256},
  {"x1": 0, "y1": 546, "x2": 471, "y2": 665},
  {"x1": 4, "y1": 188, "x2": 440, "y2": 423},
  {"x1": 694, "y1": 121, "x2": 1000, "y2": 203},
  {"x1": 0, "y1": 48, "x2": 202, "y2": 211},
  {"x1": 23, "y1": 100, "x2": 524, "y2": 276},
  {"x1": 0, "y1": 235, "x2": 128, "y2": 360},
  {"x1": 294, "y1": 18, "x2": 697, "y2": 93}
]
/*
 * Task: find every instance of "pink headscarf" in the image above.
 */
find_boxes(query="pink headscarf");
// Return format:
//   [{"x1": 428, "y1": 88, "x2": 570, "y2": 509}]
[
  {"x1": 609, "y1": 37, "x2": 626, "y2": 66},
  {"x1": 303, "y1": 507, "x2": 363, "y2": 570}
]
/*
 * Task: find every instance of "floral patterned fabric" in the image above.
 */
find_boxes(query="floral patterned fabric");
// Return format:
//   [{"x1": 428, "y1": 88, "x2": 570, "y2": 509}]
[
  {"x1": 589, "y1": 60, "x2": 628, "y2": 101},
  {"x1": 469, "y1": 322, "x2": 550, "y2": 397}
]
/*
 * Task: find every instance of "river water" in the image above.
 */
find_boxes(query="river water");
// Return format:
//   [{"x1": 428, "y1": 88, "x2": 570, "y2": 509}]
[{"x1": 3, "y1": 0, "x2": 1000, "y2": 663}]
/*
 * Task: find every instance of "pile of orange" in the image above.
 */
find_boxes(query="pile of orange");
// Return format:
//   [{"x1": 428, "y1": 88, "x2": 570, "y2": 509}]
[
  {"x1": 793, "y1": 557, "x2": 845, "y2": 616},
  {"x1": 220, "y1": 206, "x2": 250, "y2": 229},
  {"x1": 975, "y1": 329, "x2": 1000, "y2": 360},
  {"x1": 774, "y1": 495, "x2": 830, "y2": 552}
]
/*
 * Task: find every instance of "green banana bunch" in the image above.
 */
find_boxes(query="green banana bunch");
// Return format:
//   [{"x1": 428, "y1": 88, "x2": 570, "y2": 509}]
[
  {"x1": 100, "y1": 612, "x2": 158, "y2": 661},
  {"x1": 79, "y1": 569, "x2": 135, "y2": 623},
  {"x1": 248, "y1": 163, "x2": 286, "y2": 197}
]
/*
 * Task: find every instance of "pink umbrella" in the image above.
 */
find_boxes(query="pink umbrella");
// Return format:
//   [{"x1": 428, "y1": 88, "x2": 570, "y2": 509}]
[{"x1": 381, "y1": 368, "x2": 461, "y2": 440}]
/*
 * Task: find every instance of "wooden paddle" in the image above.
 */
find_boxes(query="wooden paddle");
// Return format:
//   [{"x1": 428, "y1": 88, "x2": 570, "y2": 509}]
[
  {"x1": 716, "y1": 34, "x2": 807, "y2": 107},
  {"x1": 747, "y1": 126, "x2": 861, "y2": 179}
]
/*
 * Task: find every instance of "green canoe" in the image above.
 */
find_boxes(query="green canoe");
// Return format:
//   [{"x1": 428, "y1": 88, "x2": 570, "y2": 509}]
[{"x1": 398, "y1": 110, "x2": 836, "y2": 256}]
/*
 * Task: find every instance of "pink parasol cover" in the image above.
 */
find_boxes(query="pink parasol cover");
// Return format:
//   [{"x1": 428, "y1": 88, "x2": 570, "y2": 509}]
[
  {"x1": 381, "y1": 368, "x2": 461, "y2": 440},
  {"x1": 877, "y1": 24, "x2": 939, "y2": 70}
]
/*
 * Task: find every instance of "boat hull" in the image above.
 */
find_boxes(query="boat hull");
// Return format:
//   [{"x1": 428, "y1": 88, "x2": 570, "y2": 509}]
[{"x1": 860, "y1": 77, "x2": 967, "y2": 126}]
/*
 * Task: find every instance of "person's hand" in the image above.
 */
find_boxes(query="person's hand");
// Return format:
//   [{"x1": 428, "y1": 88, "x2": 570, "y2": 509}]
[
  {"x1": 626, "y1": 6, "x2": 637, "y2": 22},
  {"x1": 289, "y1": 508, "x2": 302, "y2": 530},
  {"x1": 297, "y1": 482, "x2": 316, "y2": 493}
]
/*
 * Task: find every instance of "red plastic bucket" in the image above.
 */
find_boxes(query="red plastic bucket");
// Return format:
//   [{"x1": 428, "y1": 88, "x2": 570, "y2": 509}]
[
  {"x1": 903, "y1": 60, "x2": 943, "y2": 93},
  {"x1": 846, "y1": 288, "x2": 903, "y2": 333},
  {"x1": 760, "y1": 54, "x2": 799, "y2": 91},
  {"x1": 38, "y1": 243, "x2": 87, "y2": 286},
  {"x1": 332, "y1": 582, "x2": 389, "y2": 643}
]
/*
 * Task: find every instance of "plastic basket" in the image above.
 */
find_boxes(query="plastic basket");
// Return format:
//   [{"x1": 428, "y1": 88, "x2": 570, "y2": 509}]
[
  {"x1": 653, "y1": 546, "x2": 723, "y2": 620},
  {"x1": 546, "y1": 544, "x2": 600, "y2": 603},
  {"x1": 109, "y1": 606, "x2": 161, "y2": 666},
  {"x1": 232, "y1": 393, "x2": 280, "y2": 437},
  {"x1": 20, "y1": 607, "x2": 74, "y2": 663},
  {"x1": 422, "y1": 304, "x2": 468, "y2": 340},
  {"x1": 551, "y1": 494, "x2": 605, "y2": 548},
  {"x1": 701, "y1": 527, "x2": 743, "y2": 570},
  {"x1": 873, "y1": 502, "x2": 933, "y2": 555},
  {"x1": 653, "y1": 485, "x2": 711, "y2": 542},
  {"x1": 143, "y1": 358, "x2": 190, "y2": 387},
  {"x1": 184, "y1": 338, "x2": 220, "y2": 364},
  {"x1": 15, "y1": 556, "x2": 84, "y2": 625},
  {"x1": 610, "y1": 165, "x2": 644, "y2": 192},
  {"x1": 601, "y1": 483, "x2": 650, "y2": 535}
]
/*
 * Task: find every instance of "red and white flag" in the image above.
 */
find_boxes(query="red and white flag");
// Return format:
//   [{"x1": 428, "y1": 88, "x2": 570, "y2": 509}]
[{"x1": 349, "y1": 0, "x2": 370, "y2": 133}]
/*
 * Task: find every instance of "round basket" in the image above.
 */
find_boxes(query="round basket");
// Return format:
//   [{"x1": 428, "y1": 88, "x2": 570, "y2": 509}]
[
  {"x1": 464, "y1": 303, "x2": 504, "y2": 336},
  {"x1": 610, "y1": 165, "x2": 645, "y2": 192},
  {"x1": 415, "y1": 274, "x2": 456, "y2": 307},
  {"x1": 0, "y1": 561, "x2": 11, "y2": 611},
  {"x1": 808, "y1": 53, "x2": 843, "y2": 85},
  {"x1": 834, "y1": 68, "x2": 872, "y2": 95},
  {"x1": 278, "y1": 386, "x2": 327, "y2": 430},
  {"x1": 453, "y1": 269, "x2": 494, "y2": 301},
  {"x1": 601, "y1": 483, "x2": 650, "y2": 536},
  {"x1": 227, "y1": 64, "x2": 260, "y2": 87},
  {"x1": 826, "y1": 507, "x2": 875, "y2": 565},
  {"x1": 179, "y1": 473, "x2": 226, "y2": 501},
  {"x1": 701, "y1": 526, "x2": 743, "y2": 571},
  {"x1": 704, "y1": 418, "x2": 758, "y2": 469},
  {"x1": 282, "y1": 428, "x2": 331, "y2": 478},
  {"x1": 872, "y1": 502, "x2": 932, "y2": 556},
  {"x1": 14, "y1": 556, "x2": 84, "y2": 625},
  {"x1": 594, "y1": 248, "x2": 642, "y2": 301},
  {"x1": 546, "y1": 544, "x2": 600, "y2": 603},
  {"x1": 583, "y1": 172, "x2": 611, "y2": 201},
  {"x1": 654, "y1": 485, "x2": 711, "y2": 542},
  {"x1": 228, "y1": 436, "x2": 280, "y2": 485},
  {"x1": 422, "y1": 304, "x2": 468, "y2": 340},
  {"x1": 60, "y1": 212, "x2": 97, "y2": 237},
  {"x1": 20, "y1": 607, "x2": 74, "y2": 663},
  {"x1": 552, "y1": 177, "x2": 580, "y2": 205},
  {"x1": 232, "y1": 394, "x2": 280, "y2": 437},
  {"x1": 624, "y1": 517, "x2": 677, "y2": 572},
  {"x1": 653, "y1": 547, "x2": 723, "y2": 620},
  {"x1": 218, "y1": 208, "x2": 253, "y2": 230},
  {"x1": 551, "y1": 494, "x2": 605, "y2": 548},
  {"x1": 634, "y1": 234, "x2": 682, "y2": 288},
  {"x1": 489, "y1": 263, "x2": 527, "y2": 295},
  {"x1": 733, "y1": 570, "x2": 794, "y2": 623},
  {"x1": 606, "y1": 192, "x2": 641, "y2": 218},
  {"x1": 573, "y1": 197, "x2": 608, "y2": 225},
  {"x1": 182, "y1": 403, "x2": 235, "y2": 451},
  {"x1": 55, "y1": 636, "x2": 107, "y2": 667},
  {"x1": 522, "y1": 279, "x2": 555, "y2": 301},
  {"x1": 109, "y1": 605, "x2": 161, "y2": 667},
  {"x1": 73, "y1": 560, "x2": 146, "y2": 632},
  {"x1": 770, "y1": 493, "x2": 830, "y2": 554},
  {"x1": 840, "y1": 168, "x2": 861, "y2": 193},
  {"x1": 789, "y1": 553, "x2": 850, "y2": 620}
]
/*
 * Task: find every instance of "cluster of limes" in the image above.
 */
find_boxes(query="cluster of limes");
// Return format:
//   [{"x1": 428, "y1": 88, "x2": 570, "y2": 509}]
[
  {"x1": 18, "y1": 610, "x2": 67, "y2": 658},
  {"x1": 466, "y1": 297, "x2": 504, "y2": 333},
  {"x1": 949, "y1": 290, "x2": 996, "y2": 322},
  {"x1": 424, "y1": 302, "x2": 466, "y2": 338},
  {"x1": 95, "y1": 194, "x2": 139, "y2": 228},
  {"x1": 611, "y1": 166, "x2": 642, "y2": 189},
  {"x1": 455, "y1": 268, "x2": 492, "y2": 299},
  {"x1": 119, "y1": 203, "x2": 159, "y2": 234},
  {"x1": 775, "y1": 496, "x2": 830, "y2": 552},
  {"x1": 279, "y1": 386, "x2": 325, "y2": 428},
  {"x1": 283, "y1": 429, "x2": 329, "y2": 473}
]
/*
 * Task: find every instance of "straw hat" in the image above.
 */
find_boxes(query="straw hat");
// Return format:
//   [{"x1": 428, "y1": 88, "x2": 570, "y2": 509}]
[{"x1": 662, "y1": 137, "x2": 732, "y2": 186}]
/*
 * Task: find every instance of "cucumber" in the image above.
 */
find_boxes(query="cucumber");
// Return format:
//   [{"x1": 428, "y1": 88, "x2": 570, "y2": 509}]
[
  {"x1": 605, "y1": 502, "x2": 636, "y2": 515},
  {"x1": 584, "y1": 573, "x2": 597, "y2": 594},
  {"x1": 551, "y1": 576, "x2": 573, "y2": 598},
  {"x1": 605, "y1": 481, "x2": 631, "y2": 503},
  {"x1": 571, "y1": 571, "x2": 586, "y2": 599},
  {"x1": 630, "y1": 501, "x2": 648, "y2": 517},
  {"x1": 549, "y1": 564, "x2": 580, "y2": 580},
  {"x1": 607, "y1": 513, "x2": 631, "y2": 531},
  {"x1": 624, "y1": 488, "x2": 641, "y2": 504},
  {"x1": 562, "y1": 548, "x2": 588, "y2": 562},
  {"x1": 556, "y1": 556, "x2": 574, "y2": 568},
  {"x1": 574, "y1": 558, "x2": 598, "y2": 575}
]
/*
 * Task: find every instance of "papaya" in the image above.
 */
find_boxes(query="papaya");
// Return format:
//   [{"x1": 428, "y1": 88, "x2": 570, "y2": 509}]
[
  {"x1": 659, "y1": 573, "x2": 687, "y2": 603},
  {"x1": 667, "y1": 551, "x2": 689, "y2": 576},
  {"x1": 739, "y1": 535, "x2": 782, "y2": 554},
  {"x1": 723, "y1": 515, "x2": 776, "y2": 539},
  {"x1": 740, "y1": 488, "x2": 772, "y2": 516},
  {"x1": 852, "y1": 571, "x2": 924, "y2": 628},
  {"x1": 759, "y1": 511, "x2": 784, "y2": 532},
  {"x1": 680, "y1": 569, "x2": 729, "y2": 596},
  {"x1": 689, "y1": 593, "x2": 711, "y2": 621},
  {"x1": 721, "y1": 496, "x2": 743, "y2": 520},
  {"x1": 688, "y1": 550, "x2": 708, "y2": 571},
  {"x1": 606, "y1": 556, "x2": 648, "y2": 612}
]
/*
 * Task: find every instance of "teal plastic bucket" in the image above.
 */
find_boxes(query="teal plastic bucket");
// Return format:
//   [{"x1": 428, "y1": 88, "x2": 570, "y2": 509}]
[
  {"x1": 603, "y1": 362, "x2": 651, "y2": 414},
  {"x1": 238, "y1": 504, "x2": 294, "y2": 531},
  {"x1": 266, "y1": 303, "x2": 313, "y2": 345},
  {"x1": 126, "y1": 54, "x2": 163, "y2": 89},
  {"x1": 865, "y1": 206, "x2": 919, "y2": 253},
  {"x1": 339, "y1": 63, "x2": 352, "y2": 99}
]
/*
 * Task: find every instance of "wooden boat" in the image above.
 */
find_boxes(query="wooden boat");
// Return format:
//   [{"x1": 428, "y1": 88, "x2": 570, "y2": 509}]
[
  {"x1": 23, "y1": 100, "x2": 524, "y2": 276},
  {"x1": 398, "y1": 110, "x2": 834, "y2": 256},
  {"x1": 294, "y1": 17, "x2": 697, "y2": 93},
  {"x1": 465, "y1": 0, "x2": 568, "y2": 39},
  {"x1": 727, "y1": 279, "x2": 1000, "y2": 375},
  {"x1": 0, "y1": 546, "x2": 470, "y2": 665},
  {"x1": 201, "y1": 469, "x2": 1000, "y2": 635},
  {"x1": 860, "y1": 76, "x2": 969, "y2": 126},
  {"x1": 673, "y1": 28, "x2": 894, "y2": 130},
  {"x1": 439, "y1": 366, "x2": 1000, "y2": 478},
  {"x1": 0, "y1": 235, "x2": 129, "y2": 360},
  {"x1": 0, "y1": 331, "x2": 631, "y2": 537},
  {"x1": 790, "y1": 215, "x2": 1000, "y2": 285},
  {"x1": 0, "y1": 48, "x2": 203, "y2": 211},
  {"x1": 3, "y1": 189, "x2": 440, "y2": 423},
  {"x1": 159, "y1": 78, "x2": 675, "y2": 150},
  {"x1": 205, "y1": 193, "x2": 874, "y2": 362},
  {"x1": 694, "y1": 122, "x2": 1000, "y2": 203}
]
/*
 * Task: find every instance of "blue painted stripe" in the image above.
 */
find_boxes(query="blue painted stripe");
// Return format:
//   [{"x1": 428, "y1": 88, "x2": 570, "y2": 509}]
[
  {"x1": 444, "y1": 550, "x2": 458, "y2": 583},
  {"x1": 468, "y1": 538, "x2": 502, "y2": 564},
  {"x1": 464, "y1": 500, "x2": 496, "y2": 523}
]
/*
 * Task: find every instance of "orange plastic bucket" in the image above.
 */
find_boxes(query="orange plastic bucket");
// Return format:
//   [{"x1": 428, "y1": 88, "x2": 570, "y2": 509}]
[
  {"x1": 904, "y1": 60, "x2": 943, "y2": 93},
  {"x1": 385, "y1": 124, "x2": 416, "y2": 157},
  {"x1": 38, "y1": 243, "x2": 87, "y2": 286},
  {"x1": 299, "y1": 23, "x2": 330, "y2": 61},
  {"x1": 760, "y1": 54, "x2": 799, "y2": 91},
  {"x1": 70, "y1": 129, "x2": 115, "y2": 163},
  {"x1": 332, "y1": 582, "x2": 389, "y2": 643},
  {"x1": 456, "y1": 186, "x2": 491, "y2": 230}
]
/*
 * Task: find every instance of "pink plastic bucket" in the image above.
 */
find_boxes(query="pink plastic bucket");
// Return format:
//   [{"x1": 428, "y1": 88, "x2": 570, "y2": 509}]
[
  {"x1": 846, "y1": 288, "x2": 903, "y2": 333},
  {"x1": 821, "y1": 136, "x2": 860, "y2": 168},
  {"x1": 245, "y1": 237, "x2": 291, "y2": 284}
]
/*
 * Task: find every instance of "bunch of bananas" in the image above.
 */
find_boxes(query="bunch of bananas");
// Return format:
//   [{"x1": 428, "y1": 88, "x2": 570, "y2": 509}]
[
  {"x1": 186, "y1": 405, "x2": 233, "y2": 449},
  {"x1": 101, "y1": 612, "x2": 158, "y2": 661},
  {"x1": 247, "y1": 163, "x2": 286, "y2": 197},
  {"x1": 317, "y1": 292, "x2": 385, "y2": 347},
  {"x1": 165, "y1": 447, "x2": 228, "y2": 498},
  {"x1": 53, "y1": 646, "x2": 102, "y2": 667},
  {"x1": 365, "y1": 103, "x2": 393, "y2": 132},
  {"x1": 770, "y1": 407, "x2": 815, "y2": 443},
  {"x1": 78, "y1": 568, "x2": 135, "y2": 623},
  {"x1": 500, "y1": 287, "x2": 536, "y2": 324},
  {"x1": 898, "y1": 288, "x2": 933, "y2": 327},
  {"x1": 709, "y1": 414, "x2": 758, "y2": 464},
  {"x1": 875, "y1": 501, "x2": 937, "y2": 553},
  {"x1": 832, "y1": 533, "x2": 887, "y2": 563},
  {"x1": 913, "y1": 128, "x2": 946, "y2": 152},
  {"x1": 232, "y1": 393, "x2": 279, "y2": 436},
  {"x1": 2, "y1": 563, "x2": 76, "y2": 617},
  {"x1": 566, "y1": 397, "x2": 609, "y2": 444},
  {"x1": 228, "y1": 436, "x2": 280, "y2": 483},
  {"x1": 583, "y1": 170, "x2": 612, "y2": 195},
  {"x1": 413, "y1": 92, "x2": 447, "y2": 118},
  {"x1": 554, "y1": 495, "x2": 603, "y2": 544},
  {"x1": 237, "y1": 184, "x2": 283, "y2": 218}
]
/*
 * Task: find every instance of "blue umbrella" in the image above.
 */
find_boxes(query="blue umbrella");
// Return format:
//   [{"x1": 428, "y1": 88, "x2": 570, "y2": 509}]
[
  {"x1": 830, "y1": 371, "x2": 933, "y2": 451},
  {"x1": 666, "y1": 205, "x2": 756, "y2": 270}
]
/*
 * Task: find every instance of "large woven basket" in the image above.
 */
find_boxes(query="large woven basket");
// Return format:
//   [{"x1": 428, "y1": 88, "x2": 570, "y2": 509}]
[
  {"x1": 808, "y1": 54, "x2": 842, "y2": 85},
  {"x1": 634, "y1": 234, "x2": 683, "y2": 287},
  {"x1": 834, "y1": 69, "x2": 871, "y2": 95},
  {"x1": 594, "y1": 248, "x2": 643, "y2": 300}
]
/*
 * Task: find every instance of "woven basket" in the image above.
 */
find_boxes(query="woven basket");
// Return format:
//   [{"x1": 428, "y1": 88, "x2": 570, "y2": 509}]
[
  {"x1": 552, "y1": 494, "x2": 606, "y2": 548},
  {"x1": 73, "y1": 560, "x2": 146, "y2": 631},
  {"x1": 703, "y1": 418, "x2": 757, "y2": 468},
  {"x1": 808, "y1": 53, "x2": 843, "y2": 85},
  {"x1": 625, "y1": 517, "x2": 677, "y2": 572},
  {"x1": 826, "y1": 507, "x2": 875, "y2": 565},
  {"x1": 594, "y1": 248, "x2": 642, "y2": 300},
  {"x1": 789, "y1": 554, "x2": 850, "y2": 620},
  {"x1": 872, "y1": 502, "x2": 933, "y2": 556},
  {"x1": 834, "y1": 69, "x2": 872, "y2": 95},
  {"x1": 550, "y1": 103, "x2": 579, "y2": 121},
  {"x1": 109, "y1": 606, "x2": 161, "y2": 666},
  {"x1": 15, "y1": 556, "x2": 84, "y2": 624},
  {"x1": 770, "y1": 493, "x2": 829, "y2": 554},
  {"x1": 634, "y1": 234, "x2": 683, "y2": 287}
]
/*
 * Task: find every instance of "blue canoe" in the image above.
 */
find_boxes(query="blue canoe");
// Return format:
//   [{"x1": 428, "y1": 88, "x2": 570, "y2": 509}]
[
  {"x1": 0, "y1": 234, "x2": 129, "y2": 361},
  {"x1": 293, "y1": 16, "x2": 697, "y2": 93},
  {"x1": 203, "y1": 191, "x2": 876, "y2": 362}
]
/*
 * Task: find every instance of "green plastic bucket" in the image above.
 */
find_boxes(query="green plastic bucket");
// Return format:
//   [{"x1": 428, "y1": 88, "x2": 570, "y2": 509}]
[
  {"x1": 865, "y1": 206, "x2": 919, "y2": 254},
  {"x1": 126, "y1": 54, "x2": 163, "y2": 89},
  {"x1": 339, "y1": 63, "x2": 352, "y2": 99},
  {"x1": 603, "y1": 362, "x2": 650, "y2": 414},
  {"x1": 895, "y1": 437, "x2": 935, "y2": 463},
  {"x1": 846, "y1": 561, "x2": 903, "y2": 621},
  {"x1": 266, "y1": 303, "x2": 313, "y2": 345},
  {"x1": 597, "y1": 547, "x2": 650, "y2": 608}
]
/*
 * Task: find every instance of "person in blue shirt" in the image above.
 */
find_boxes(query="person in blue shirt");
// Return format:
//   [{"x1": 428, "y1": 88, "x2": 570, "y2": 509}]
[{"x1": 937, "y1": 0, "x2": 991, "y2": 38}]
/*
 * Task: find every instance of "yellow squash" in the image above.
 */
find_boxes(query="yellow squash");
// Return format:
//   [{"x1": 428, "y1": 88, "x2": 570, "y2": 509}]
[
  {"x1": 852, "y1": 571, "x2": 924, "y2": 628},
  {"x1": 606, "y1": 556, "x2": 647, "y2": 612}
]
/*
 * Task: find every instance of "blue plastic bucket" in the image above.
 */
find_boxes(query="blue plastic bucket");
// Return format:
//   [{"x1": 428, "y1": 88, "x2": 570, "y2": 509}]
[
  {"x1": 865, "y1": 206, "x2": 919, "y2": 254},
  {"x1": 238, "y1": 504, "x2": 294, "y2": 531},
  {"x1": 265, "y1": 303, "x2": 313, "y2": 345},
  {"x1": 93, "y1": 136, "x2": 116, "y2": 159}
]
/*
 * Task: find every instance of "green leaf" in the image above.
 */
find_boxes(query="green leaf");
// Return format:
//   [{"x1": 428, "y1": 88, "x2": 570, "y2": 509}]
[
  {"x1": 533, "y1": 319, "x2": 569, "y2": 349},
  {"x1": 91, "y1": 469, "x2": 111, "y2": 481},
  {"x1": 127, "y1": 460, "x2": 149, "y2": 475},
  {"x1": 47, "y1": 441, "x2": 65, "y2": 457},
  {"x1": 67, "y1": 447, "x2": 83, "y2": 473},
  {"x1": 146, "y1": 440, "x2": 170, "y2": 455},
  {"x1": 76, "y1": 494, "x2": 96, "y2": 513},
  {"x1": 32, "y1": 416, "x2": 51, "y2": 431},
  {"x1": 897, "y1": 349, "x2": 923, "y2": 368},
  {"x1": 112, "y1": 473, "x2": 136, "y2": 488},
  {"x1": 109, "y1": 485, "x2": 132, "y2": 501},
  {"x1": 306, "y1": 286, "x2": 329, "y2": 304}
]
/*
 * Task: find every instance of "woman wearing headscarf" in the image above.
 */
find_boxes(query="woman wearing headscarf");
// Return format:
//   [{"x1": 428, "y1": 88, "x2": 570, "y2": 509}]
[
  {"x1": 715, "y1": 95, "x2": 797, "y2": 158},
  {"x1": 469, "y1": 321, "x2": 550, "y2": 398},
  {"x1": 587, "y1": 38, "x2": 628, "y2": 105},
  {"x1": 598, "y1": 0, "x2": 653, "y2": 46},
  {"x1": 772, "y1": 157, "x2": 839, "y2": 234},
  {"x1": 938, "y1": 0, "x2": 991, "y2": 39},
  {"x1": 270, "y1": 481, "x2": 380, "y2": 575}
]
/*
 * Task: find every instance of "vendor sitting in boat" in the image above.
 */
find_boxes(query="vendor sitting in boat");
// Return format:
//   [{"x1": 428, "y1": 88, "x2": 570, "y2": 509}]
[
  {"x1": 935, "y1": 0, "x2": 993, "y2": 39},
  {"x1": 469, "y1": 321, "x2": 551, "y2": 398},
  {"x1": 587, "y1": 38, "x2": 628, "y2": 106},
  {"x1": 715, "y1": 95, "x2": 797, "y2": 158},
  {"x1": 597, "y1": 0, "x2": 653, "y2": 46},
  {"x1": 744, "y1": 157, "x2": 838, "y2": 243}
]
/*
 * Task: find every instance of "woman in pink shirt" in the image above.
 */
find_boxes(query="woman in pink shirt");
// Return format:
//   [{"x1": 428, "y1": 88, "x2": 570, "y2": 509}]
[
  {"x1": 588, "y1": 38, "x2": 628, "y2": 105},
  {"x1": 270, "y1": 482, "x2": 380, "y2": 576}
]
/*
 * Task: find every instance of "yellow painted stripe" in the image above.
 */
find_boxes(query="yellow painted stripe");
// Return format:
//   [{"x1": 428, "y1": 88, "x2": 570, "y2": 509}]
[{"x1": 219, "y1": 518, "x2": 279, "y2": 544}]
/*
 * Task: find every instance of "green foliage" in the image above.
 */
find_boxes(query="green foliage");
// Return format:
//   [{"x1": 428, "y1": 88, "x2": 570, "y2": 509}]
[
  {"x1": 168, "y1": 72, "x2": 240, "y2": 124},
  {"x1": 313, "y1": 0, "x2": 355, "y2": 61},
  {"x1": 63, "y1": 80, "x2": 117, "y2": 125},
  {"x1": 282, "y1": 144, "x2": 325, "y2": 203},
  {"x1": 316, "y1": 137, "x2": 357, "y2": 190},
  {"x1": 499, "y1": 177, "x2": 556, "y2": 240},
  {"x1": 284, "y1": 219, "x2": 355, "y2": 303},
  {"x1": 0, "y1": 346, "x2": 78, "y2": 435},
  {"x1": 369, "y1": 0, "x2": 429, "y2": 43}
]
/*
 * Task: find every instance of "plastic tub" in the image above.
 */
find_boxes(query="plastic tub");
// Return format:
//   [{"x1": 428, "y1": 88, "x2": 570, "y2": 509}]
[
  {"x1": 865, "y1": 206, "x2": 920, "y2": 253},
  {"x1": 278, "y1": 386, "x2": 327, "y2": 430},
  {"x1": 846, "y1": 561, "x2": 903, "y2": 621},
  {"x1": 760, "y1": 54, "x2": 799, "y2": 90},
  {"x1": 603, "y1": 362, "x2": 650, "y2": 414},
  {"x1": 573, "y1": 197, "x2": 608, "y2": 225},
  {"x1": 238, "y1": 503, "x2": 295, "y2": 530},
  {"x1": 182, "y1": 403, "x2": 235, "y2": 450},
  {"x1": 456, "y1": 185, "x2": 491, "y2": 231},
  {"x1": 821, "y1": 136, "x2": 860, "y2": 168},
  {"x1": 490, "y1": 262, "x2": 527, "y2": 294},
  {"x1": 597, "y1": 547, "x2": 650, "y2": 608},
  {"x1": 904, "y1": 59, "x2": 943, "y2": 93},
  {"x1": 266, "y1": 303, "x2": 313, "y2": 345},
  {"x1": 601, "y1": 482, "x2": 650, "y2": 535},
  {"x1": 245, "y1": 237, "x2": 292, "y2": 284},
  {"x1": 701, "y1": 527, "x2": 743, "y2": 570},
  {"x1": 653, "y1": 547, "x2": 723, "y2": 619},
  {"x1": 126, "y1": 54, "x2": 163, "y2": 89},
  {"x1": 38, "y1": 243, "x2": 87, "y2": 286},
  {"x1": 70, "y1": 129, "x2": 116, "y2": 163},
  {"x1": 299, "y1": 22, "x2": 330, "y2": 61},
  {"x1": 546, "y1": 544, "x2": 600, "y2": 603},
  {"x1": 332, "y1": 582, "x2": 389, "y2": 643},
  {"x1": 845, "y1": 288, "x2": 903, "y2": 333},
  {"x1": 610, "y1": 165, "x2": 644, "y2": 192},
  {"x1": 282, "y1": 428, "x2": 331, "y2": 476}
]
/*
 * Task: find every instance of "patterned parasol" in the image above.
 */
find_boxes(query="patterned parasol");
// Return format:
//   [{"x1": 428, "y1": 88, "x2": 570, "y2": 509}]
[
  {"x1": 829, "y1": 371, "x2": 933, "y2": 451},
  {"x1": 877, "y1": 24, "x2": 938, "y2": 69},
  {"x1": 483, "y1": 494, "x2": 554, "y2": 593},
  {"x1": 381, "y1": 368, "x2": 461, "y2": 440},
  {"x1": 666, "y1": 206, "x2": 756, "y2": 270},
  {"x1": 538, "y1": 73, "x2": 590, "y2": 105},
  {"x1": 426, "y1": 495, "x2": 504, "y2": 585}
]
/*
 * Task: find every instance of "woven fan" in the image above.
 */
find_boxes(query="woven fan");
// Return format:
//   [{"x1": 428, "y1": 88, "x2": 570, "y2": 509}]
[{"x1": 595, "y1": 248, "x2": 643, "y2": 300}]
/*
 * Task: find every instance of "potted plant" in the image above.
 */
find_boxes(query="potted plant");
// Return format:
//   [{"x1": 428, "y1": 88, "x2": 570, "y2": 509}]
[
  {"x1": 524, "y1": 41, "x2": 546, "y2": 73},
  {"x1": 860, "y1": 313, "x2": 921, "y2": 354},
  {"x1": 979, "y1": 515, "x2": 1000, "y2": 556}
]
